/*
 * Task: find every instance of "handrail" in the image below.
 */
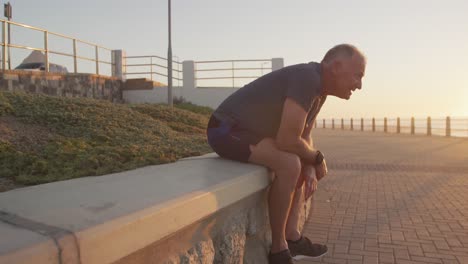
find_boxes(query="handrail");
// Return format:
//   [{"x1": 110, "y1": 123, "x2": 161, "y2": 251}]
[
  {"x1": 125, "y1": 71, "x2": 183, "y2": 81},
  {"x1": 125, "y1": 55, "x2": 182, "y2": 64},
  {"x1": 197, "y1": 76, "x2": 262, "y2": 80},
  {"x1": 197, "y1": 67, "x2": 271, "y2": 72},
  {"x1": 196, "y1": 59, "x2": 271, "y2": 63},
  {"x1": 124, "y1": 55, "x2": 182, "y2": 85},
  {"x1": 126, "y1": 63, "x2": 182, "y2": 72},
  {"x1": 0, "y1": 18, "x2": 114, "y2": 75},
  {"x1": 0, "y1": 19, "x2": 111, "y2": 51},
  {"x1": 194, "y1": 59, "x2": 273, "y2": 88}
]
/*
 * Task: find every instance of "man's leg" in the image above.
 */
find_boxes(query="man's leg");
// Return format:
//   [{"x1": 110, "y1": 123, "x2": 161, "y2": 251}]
[
  {"x1": 285, "y1": 163, "x2": 314, "y2": 240},
  {"x1": 248, "y1": 138, "x2": 301, "y2": 253},
  {"x1": 284, "y1": 166, "x2": 328, "y2": 260}
]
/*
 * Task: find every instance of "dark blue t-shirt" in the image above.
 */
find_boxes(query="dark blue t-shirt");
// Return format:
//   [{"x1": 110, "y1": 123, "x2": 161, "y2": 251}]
[{"x1": 213, "y1": 62, "x2": 326, "y2": 138}]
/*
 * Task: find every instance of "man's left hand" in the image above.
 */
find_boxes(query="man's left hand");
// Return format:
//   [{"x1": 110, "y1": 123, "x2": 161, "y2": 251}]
[
  {"x1": 304, "y1": 173, "x2": 318, "y2": 200},
  {"x1": 299, "y1": 165, "x2": 318, "y2": 200}
]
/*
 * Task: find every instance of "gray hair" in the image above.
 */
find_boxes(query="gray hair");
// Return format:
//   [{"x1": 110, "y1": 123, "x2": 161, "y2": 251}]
[{"x1": 321, "y1": 44, "x2": 366, "y2": 63}]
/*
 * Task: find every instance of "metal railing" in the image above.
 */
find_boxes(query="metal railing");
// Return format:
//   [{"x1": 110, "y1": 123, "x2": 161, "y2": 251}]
[
  {"x1": 315, "y1": 117, "x2": 468, "y2": 138},
  {"x1": 194, "y1": 59, "x2": 272, "y2": 88},
  {"x1": 0, "y1": 18, "x2": 113, "y2": 75},
  {"x1": 124, "y1": 55, "x2": 182, "y2": 85}
]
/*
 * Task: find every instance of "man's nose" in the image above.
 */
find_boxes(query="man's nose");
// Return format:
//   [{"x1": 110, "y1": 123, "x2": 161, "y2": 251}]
[{"x1": 356, "y1": 80, "x2": 362, "y2": 90}]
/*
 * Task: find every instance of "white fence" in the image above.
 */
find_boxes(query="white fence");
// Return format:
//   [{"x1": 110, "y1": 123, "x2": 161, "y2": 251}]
[
  {"x1": 0, "y1": 18, "x2": 116, "y2": 76},
  {"x1": 316, "y1": 117, "x2": 468, "y2": 138},
  {"x1": 122, "y1": 58, "x2": 284, "y2": 109}
]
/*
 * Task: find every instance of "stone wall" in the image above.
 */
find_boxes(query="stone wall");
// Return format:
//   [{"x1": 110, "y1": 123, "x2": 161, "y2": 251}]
[
  {"x1": 114, "y1": 189, "x2": 312, "y2": 264},
  {"x1": 0, "y1": 70, "x2": 123, "y2": 102}
]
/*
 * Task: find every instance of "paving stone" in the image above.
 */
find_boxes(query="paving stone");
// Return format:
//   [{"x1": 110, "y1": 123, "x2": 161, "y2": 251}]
[{"x1": 302, "y1": 130, "x2": 468, "y2": 264}]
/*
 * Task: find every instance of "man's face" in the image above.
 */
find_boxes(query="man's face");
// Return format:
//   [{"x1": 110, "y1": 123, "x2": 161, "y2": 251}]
[{"x1": 332, "y1": 55, "x2": 366, "y2": 100}]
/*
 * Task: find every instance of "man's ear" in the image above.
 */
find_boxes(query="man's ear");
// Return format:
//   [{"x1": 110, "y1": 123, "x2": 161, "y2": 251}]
[{"x1": 330, "y1": 60, "x2": 342, "y2": 75}]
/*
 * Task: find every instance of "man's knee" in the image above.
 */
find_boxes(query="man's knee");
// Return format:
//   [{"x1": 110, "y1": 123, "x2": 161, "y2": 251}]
[
  {"x1": 274, "y1": 153, "x2": 301, "y2": 183},
  {"x1": 248, "y1": 138, "x2": 301, "y2": 184}
]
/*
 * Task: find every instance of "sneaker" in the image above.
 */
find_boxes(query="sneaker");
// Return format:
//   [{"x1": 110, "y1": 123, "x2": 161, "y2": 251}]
[
  {"x1": 268, "y1": 249, "x2": 294, "y2": 264},
  {"x1": 287, "y1": 236, "x2": 328, "y2": 260}
]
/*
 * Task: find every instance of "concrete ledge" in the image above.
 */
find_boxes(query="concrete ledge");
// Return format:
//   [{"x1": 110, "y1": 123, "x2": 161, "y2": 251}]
[
  {"x1": 0, "y1": 221, "x2": 58, "y2": 264},
  {"x1": 0, "y1": 153, "x2": 273, "y2": 264}
]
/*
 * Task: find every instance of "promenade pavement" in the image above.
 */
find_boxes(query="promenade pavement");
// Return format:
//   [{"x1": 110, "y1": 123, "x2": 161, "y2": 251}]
[{"x1": 301, "y1": 129, "x2": 468, "y2": 264}]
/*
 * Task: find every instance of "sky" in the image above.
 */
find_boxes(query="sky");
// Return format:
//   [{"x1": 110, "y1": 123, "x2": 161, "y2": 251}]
[{"x1": 4, "y1": 0, "x2": 468, "y2": 118}]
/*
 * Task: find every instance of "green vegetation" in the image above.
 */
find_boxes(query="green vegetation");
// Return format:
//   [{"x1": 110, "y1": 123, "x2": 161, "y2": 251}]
[
  {"x1": 0, "y1": 91, "x2": 213, "y2": 186},
  {"x1": 173, "y1": 101, "x2": 214, "y2": 116}
]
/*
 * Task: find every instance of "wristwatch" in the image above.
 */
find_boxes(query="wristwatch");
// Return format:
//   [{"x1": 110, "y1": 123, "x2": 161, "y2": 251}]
[{"x1": 315, "y1": 150, "x2": 325, "y2": 165}]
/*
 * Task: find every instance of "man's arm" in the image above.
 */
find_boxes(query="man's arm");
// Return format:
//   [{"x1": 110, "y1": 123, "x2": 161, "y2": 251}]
[
  {"x1": 275, "y1": 98, "x2": 319, "y2": 164},
  {"x1": 301, "y1": 121, "x2": 314, "y2": 147},
  {"x1": 302, "y1": 116, "x2": 328, "y2": 181},
  {"x1": 300, "y1": 121, "x2": 319, "y2": 199}
]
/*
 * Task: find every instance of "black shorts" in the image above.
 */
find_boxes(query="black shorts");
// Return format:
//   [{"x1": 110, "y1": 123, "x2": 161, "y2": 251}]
[{"x1": 206, "y1": 115, "x2": 263, "y2": 163}]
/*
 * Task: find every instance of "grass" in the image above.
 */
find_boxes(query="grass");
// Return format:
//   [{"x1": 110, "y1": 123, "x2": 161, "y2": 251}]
[{"x1": 0, "y1": 91, "x2": 213, "y2": 186}]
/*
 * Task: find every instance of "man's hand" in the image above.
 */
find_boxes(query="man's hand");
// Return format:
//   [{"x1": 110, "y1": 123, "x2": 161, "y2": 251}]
[
  {"x1": 315, "y1": 159, "x2": 328, "y2": 181},
  {"x1": 300, "y1": 165, "x2": 318, "y2": 200}
]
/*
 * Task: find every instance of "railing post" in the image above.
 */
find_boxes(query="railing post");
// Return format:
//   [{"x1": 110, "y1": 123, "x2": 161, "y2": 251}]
[
  {"x1": 446, "y1": 116, "x2": 451, "y2": 137},
  {"x1": 332, "y1": 118, "x2": 335, "y2": 129},
  {"x1": 183, "y1": 60, "x2": 196, "y2": 89},
  {"x1": 271, "y1": 58, "x2": 284, "y2": 71},
  {"x1": 2, "y1": 21, "x2": 6, "y2": 70},
  {"x1": 397, "y1": 117, "x2": 401, "y2": 133},
  {"x1": 177, "y1": 59, "x2": 181, "y2": 87},
  {"x1": 384, "y1": 117, "x2": 388, "y2": 133},
  {"x1": 95, "y1": 46, "x2": 99, "y2": 75},
  {"x1": 73, "y1": 39, "x2": 78, "y2": 74},
  {"x1": 361, "y1": 118, "x2": 364, "y2": 131},
  {"x1": 350, "y1": 118, "x2": 354, "y2": 131},
  {"x1": 411, "y1": 117, "x2": 415, "y2": 135},
  {"x1": 341, "y1": 118, "x2": 344, "y2": 130},
  {"x1": 231, "y1": 61, "x2": 235, "y2": 88},
  {"x1": 427, "y1": 117, "x2": 432, "y2": 136},
  {"x1": 150, "y1": 57, "x2": 153, "y2": 81},
  {"x1": 44, "y1": 31, "x2": 49, "y2": 72},
  {"x1": 372, "y1": 118, "x2": 375, "y2": 132},
  {"x1": 111, "y1": 50, "x2": 125, "y2": 80},
  {"x1": 323, "y1": 119, "x2": 326, "y2": 129}
]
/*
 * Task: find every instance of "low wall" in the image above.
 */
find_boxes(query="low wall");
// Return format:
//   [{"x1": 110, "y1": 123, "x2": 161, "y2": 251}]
[
  {"x1": 123, "y1": 86, "x2": 239, "y2": 109},
  {"x1": 116, "y1": 189, "x2": 302, "y2": 264},
  {"x1": 0, "y1": 154, "x2": 312, "y2": 264},
  {"x1": 0, "y1": 70, "x2": 123, "y2": 102}
]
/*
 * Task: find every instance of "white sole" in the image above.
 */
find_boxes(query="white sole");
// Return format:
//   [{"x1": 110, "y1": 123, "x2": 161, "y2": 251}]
[{"x1": 292, "y1": 251, "x2": 328, "y2": 261}]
